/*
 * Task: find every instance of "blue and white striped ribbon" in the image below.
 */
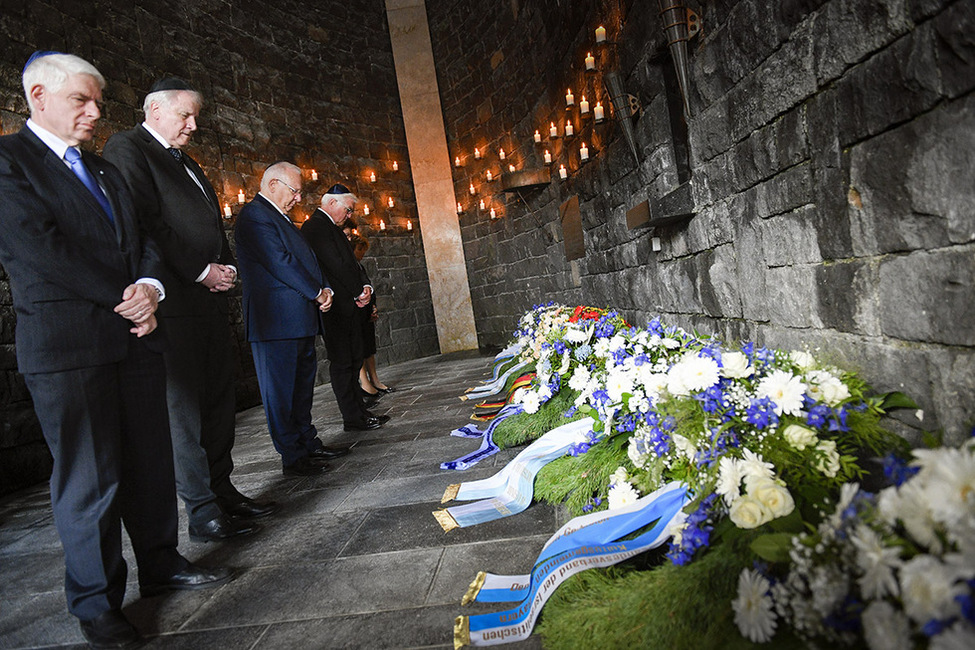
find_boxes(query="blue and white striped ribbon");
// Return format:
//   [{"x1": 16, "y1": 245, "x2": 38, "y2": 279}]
[
  {"x1": 462, "y1": 360, "x2": 530, "y2": 401},
  {"x1": 440, "y1": 405, "x2": 524, "y2": 471}
]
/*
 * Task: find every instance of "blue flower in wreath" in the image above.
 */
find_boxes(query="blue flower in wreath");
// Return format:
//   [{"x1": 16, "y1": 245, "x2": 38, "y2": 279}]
[{"x1": 745, "y1": 397, "x2": 779, "y2": 429}]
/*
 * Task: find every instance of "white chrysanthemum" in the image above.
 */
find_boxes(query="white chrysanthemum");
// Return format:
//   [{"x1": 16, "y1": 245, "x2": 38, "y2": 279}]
[
  {"x1": 608, "y1": 333, "x2": 627, "y2": 352},
  {"x1": 912, "y1": 446, "x2": 975, "y2": 530},
  {"x1": 781, "y1": 423, "x2": 818, "y2": 451},
  {"x1": 640, "y1": 371, "x2": 669, "y2": 401},
  {"x1": 813, "y1": 439, "x2": 841, "y2": 478},
  {"x1": 672, "y1": 434, "x2": 698, "y2": 462},
  {"x1": 567, "y1": 365, "x2": 591, "y2": 392},
  {"x1": 716, "y1": 456, "x2": 744, "y2": 506},
  {"x1": 593, "y1": 337, "x2": 611, "y2": 358},
  {"x1": 721, "y1": 351, "x2": 753, "y2": 378},
  {"x1": 888, "y1": 480, "x2": 944, "y2": 553},
  {"x1": 564, "y1": 323, "x2": 593, "y2": 344},
  {"x1": 862, "y1": 600, "x2": 913, "y2": 650},
  {"x1": 729, "y1": 495, "x2": 772, "y2": 529},
  {"x1": 899, "y1": 555, "x2": 966, "y2": 624},
  {"x1": 605, "y1": 367, "x2": 635, "y2": 403},
  {"x1": 789, "y1": 350, "x2": 816, "y2": 371},
  {"x1": 740, "y1": 448, "x2": 776, "y2": 485},
  {"x1": 806, "y1": 369, "x2": 851, "y2": 406},
  {"x1": 756, "y1": 369, "x2": 807, "y2": 416},
  {"x1": 607, "y1": 480, "x2": 639, "y2": 510},
  {"x1": 732, "y1": 568, "x2": 777, "y2": 643},
  {"x1": 850, "y1": 523, "x2": 902, "y2": 599},
  {"x1": 670, "y1": 353, "x2": 721, "y2": 395},
  {"x1": 520, "y1": 389, "x2": 542, "y2": 414},
  {"x1": 930, "y1": 621, "x2": 975, "y2": 650},
  {"x1": 748, "y1": 478, "x2": 795, "y2": 520}
]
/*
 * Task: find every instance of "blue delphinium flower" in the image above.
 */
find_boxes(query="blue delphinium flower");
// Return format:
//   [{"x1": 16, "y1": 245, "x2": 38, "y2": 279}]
[
  {"x1": 882, "y1": 453, "x2": 920, "y2": 487},
  {"x1": 807, "y1": 403, "x2": 831, "y2": 428},
  {"x1": 646, "y1": 317, "x2": 664, "y2": 336},
  {"x1": 828, "y1": 406, "x2": 849, "y2": 433},
  {"x1": 666, "y1": 494, "x2": 717, "y2": 566},
  {"x1": 745, "y1": 397, "x2": 779, "y2": 429},
  {"x1": 553, "y1": 340, "x2": 567, "y2": 355}
]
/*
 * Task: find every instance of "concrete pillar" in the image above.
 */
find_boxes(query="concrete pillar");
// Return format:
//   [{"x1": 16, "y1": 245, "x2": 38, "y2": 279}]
[{"x1": 385, "y1": 0, "x2": 479, "y2": 353}]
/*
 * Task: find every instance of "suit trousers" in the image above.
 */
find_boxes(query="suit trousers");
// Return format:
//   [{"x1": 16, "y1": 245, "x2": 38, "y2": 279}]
[
  {"x1": 250, "y1": 337, "x2": 323, "y2": 466},
  {"x1": 163, "y1": 313, "x2": 238, "y2": 526},
  {"x1": 323, "y1": 308, "x2": 368, "y2": 423},
  {"x1": 24, "y1": 339, "x2": 186, "y2": 621}
]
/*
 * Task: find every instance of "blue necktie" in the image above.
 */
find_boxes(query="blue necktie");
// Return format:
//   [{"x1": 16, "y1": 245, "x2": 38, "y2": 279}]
[{"x1": 64, "y1": 147, "x2": 114, "y2": 223}]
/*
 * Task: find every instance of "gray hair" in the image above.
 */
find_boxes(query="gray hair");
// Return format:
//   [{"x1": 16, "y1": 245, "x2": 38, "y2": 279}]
[
  {"x1": 22, "y1": 53, "x2": 106, "y2": 113},
  {"x1": 142, "y1": 89, "x2": 203, "y2": 117},
  {"x1": 261, "y1": 161, "x2": 302, "y2": 192},
  {"x1": 321, "y1": 191, "x2": 358, "y2": 207}
]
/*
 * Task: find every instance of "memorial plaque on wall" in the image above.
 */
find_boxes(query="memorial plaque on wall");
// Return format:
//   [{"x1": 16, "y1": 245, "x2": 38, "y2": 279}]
[{"x1": 560, "y1": 195, "x2": 585, "y2": 261}]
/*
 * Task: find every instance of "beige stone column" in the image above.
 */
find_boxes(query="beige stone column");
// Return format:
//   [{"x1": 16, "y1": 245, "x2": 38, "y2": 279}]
[{"x1": 385, "y1": 0, "x2": 479, "y2": 353}]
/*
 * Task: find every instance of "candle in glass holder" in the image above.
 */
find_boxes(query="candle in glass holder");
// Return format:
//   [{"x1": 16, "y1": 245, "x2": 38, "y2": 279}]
[
  {"x1": 543, "y1": 150, "x2": 552, "y2": 165},
  {"x1": 580, "y1": 142, "x2": 589, "y2": 161},
  {"x1": 549, "y1": 122, "x2": 558, "y2": 138},
  {"x1": 387, "y1": 197, "x2": 394, "y2": 208},
  {"x1": 370, "y1": 172, "x2": 376, "y2": 183},
  {"x1": 311, "y1": 169, "x2": 318, "y2": 181},
  {"x1": 580, "y1": 95, "x2": 589, "y2": 114},
  {"x1": 508, "y1": 164, "x2": 515, "y2": 172},
  {"x1": 565, "y1": 120, "x2": 574, "y2": 137},
  {"x1": 533, "y1": 130, "x2": 541, "y2": 143},
  {"x1": 407, "y1": 219, "x2": 412, "y2": 231},
  {"x1": 565, "y1": 88, "x2": 574, "y2": 107},
  {"x1": 474, "y1": 147, "x2": 481, "y2": 159},
  {"x1": 490, "y1": 207, "x2": 497, "y2": 219},
  {"x1": 379, "y1": 219, "x2": 386, "y2": 231},
  {"x1": 392, "y1": 161, "x2": 398, "y2": 172},
  {"x1": 485, "y1": 170, "x2": 493, "y2": 182},
  {"x1": 223, "y1": 203, "x2": 232, "y2": 217},
  {"x1": 595, "y1": 25, "x2": 606, "y2": 43},
  {"x1": 594, "y1": 101, "x2": 605, "y2": 121},
  {"x1": 455, "y1": 156, "x2": 462, "y2": 167},
  {"x1": 363, "y1": 204, "x2": 370, "y2": 216},
  {"x1": 457, "y1": 202, "x2": 463, "y2": 214},
  {"x1": 237, "y1": 189, "x2": 245, "y2": 204},
  {"x1": 499, "y1": 148, "x2": 505, "y2": 160},
  {"x1": 469, "y1": 182, "x2": 476, "y2": 195},
  {"x1": 585, "y1": 52, "x2": 595, "y2": 70},
  {"x1": 479, "y1": 199, "x2": 485, "y2": 210},
  {"x1": 559, "y1": 164, "x2": 567, "y2": 179}
]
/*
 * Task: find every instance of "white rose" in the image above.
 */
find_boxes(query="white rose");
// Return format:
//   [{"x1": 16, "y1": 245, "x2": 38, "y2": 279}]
[
  {"x1": 782, "y1": 423, "x2": 818, "y2": 451},
  {"x1": 721, "y1": 351, "x2": 753, "y2": 378},
  {"x1": 729, "y1": 495, "x2": 772, "y2": 529},
  {"x1": 814, "y1": 440, "x2": 841, "y2": 478},
  {"x1": 789, "y1": 350, "x2": 816, "y2": 370},
  {"x1": 672, "y1": 434, "x2": 698, "y2": 462},
  {"x1": 748, "y1": 478, "x2": 796, "y2": 519}
]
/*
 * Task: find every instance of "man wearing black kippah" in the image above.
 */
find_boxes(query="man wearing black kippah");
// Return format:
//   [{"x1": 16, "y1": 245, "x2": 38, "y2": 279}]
[
  {"x1": 104, "y1": 77, "x2": 275, "y2": 543},
  {"x1": 303, "y1": 185, "x2": 389, "y2": 431}
]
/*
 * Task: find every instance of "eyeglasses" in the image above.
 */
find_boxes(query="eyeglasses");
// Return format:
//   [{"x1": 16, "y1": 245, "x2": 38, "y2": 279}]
[
  {"x1": 344, "y1": 206, "x2": 354, "y2": 215},
  {"x1": 276, "y1": 179, "x2": 301, "y2": 196}
]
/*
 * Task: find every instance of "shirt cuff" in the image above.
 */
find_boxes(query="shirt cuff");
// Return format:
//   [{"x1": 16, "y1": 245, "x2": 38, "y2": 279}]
[
  {"x1": 136, "y1": 278, "x2": 165, "y2": 301},
  {"x1": 195, "y1": 264, "x2": 211, "y2": 283}
]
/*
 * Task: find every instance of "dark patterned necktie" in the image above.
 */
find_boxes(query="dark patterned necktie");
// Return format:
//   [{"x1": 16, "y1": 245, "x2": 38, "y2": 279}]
[{"x1": 168, "y1": 147, "x2": 183, "y2": 164}]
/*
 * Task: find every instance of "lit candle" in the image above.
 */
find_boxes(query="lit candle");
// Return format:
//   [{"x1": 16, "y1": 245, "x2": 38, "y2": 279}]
[
  {"x1": 363, "y1": 204, "x2": 370, "y2": 216},
  {"x1": 469, "y1": 183, "x2": 476, "y2": 195},
  {"x1": 580, "y1": 142, "x2": 589, "y2": 161},
  {"x1": 534, "y1": 130, "x2": 541, "y2": 143},
  {"x1": 565, "y1": 88, "x2": 574, "y2": 106},
  {"x1": 457, "y1": 202, "x2": 463, "y2": 214},
  {"x1": 237, "y1": 189, "x2": 245, "y2": 204},
  {"x1": 370, "y1": 172, "x2": 376, "y2": 183},
  {"x1": 585, "y1": 52, "x2": 595, "y2": 70},
  {"x1": 595, "y1": 25, "x2": 606, "y2": 43},
  {"x1": 392, "y1": 160, "x2": 398, "y2": 171},
  {"x1": 223, "y1": 203, "x2": 232, "y2": 217},
  {"x1": 499, "y1": 148, "x2": 505, "y2": 160},
  {"x1": 379, "y1": 219, "x2": 386, "y2": 231},
  {"x1": 490, "y1": 207, "x2": 497, "y2": 219},
  {"x1": 311, "y1": 169, "x2": 318, "y2": 181},
  {"x1": 543, "y1": 150, "x2": 552, "y2": 165},
  {"x1": 474, "y1": 147, "x2": 481, "y2": 159},
  {"x1": 485, "y1": 170, "x2": 493, "y2": 182},
  {"x1": 455, "y1": 156, "x2": 462, "y2": 167},
  {"x1": 479, "y1": 199, "x2": 485, "y2": 210},
  {"x1": 559, "y1": 164, "x2": 567, "y2": 180},
  {"x1": 594, "y1": 101, "x2": 605, "y2": 121},
  {"x1": 580, "y1": 95, "x2": 590, "y2": 114},
  {"x1": 387, "y1": 197, "x2": 394, "y2": 208},
  {"x1": 565, "y1": 120, "x2": 574, "y2": 137},
  {"x1": 508, "y1": 164, "x2": 515, "y2": 172},
  {"x1": 407, "y1": 219, "x2": 412, "y2": 231},
  {"x1": 549, "y1": 122, "x2": 558, "y2": 138}
]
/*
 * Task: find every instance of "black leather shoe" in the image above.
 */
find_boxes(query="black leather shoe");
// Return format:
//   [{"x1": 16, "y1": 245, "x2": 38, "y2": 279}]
[
  {"x1": 362, "y1": 412, "x2": 391, "y2": 425},
  {"x1": 377, "y1": 386, "x2": 396, "y2": 395},
  {"x1": 344, "y1": 418, "x2": 382, "y2": 431},
  {"x1": 283, "y1": 456, "x2": 329, "y2": 476},
  {"x1": 309, "y1": 445, "x2": 351, "y2": 460},
  {"x1": 189, "y1": 514, "x2": 260, "y2": 543},
  {"x1": 219, "y1": 496, "x2": 277, "y2": 519},
  {"x1": 140, "y1": 563, "x2": 235, "y2": 597},
  {"x1": 361, "y1": 393, "x2": 381, "y2": 409},
  {"x1": 79, "y1": 609, "x2": 144, "y2": 649}
]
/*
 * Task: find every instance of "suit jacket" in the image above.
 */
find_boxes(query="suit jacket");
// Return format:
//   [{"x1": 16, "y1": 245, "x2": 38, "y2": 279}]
[
  {"x1": 300, "y1": 208, "x2": 371, "y2": 324},
  {"x1": 234, "y1": 194, "x2": 327, "y2": 342},
  {"x1": 103, "y1": 125, "x2": 233, "y2": 318},
  {"x1": 0, "y1": 127, "x2": 165, "y2": 374}
]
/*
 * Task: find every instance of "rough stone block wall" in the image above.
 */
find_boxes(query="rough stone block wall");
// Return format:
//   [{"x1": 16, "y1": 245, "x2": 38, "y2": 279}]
[
  {"x1": 428, "y1": 0, "x2": 975, "y2": 443},
  {"x1": 0, "y1": 0, "x2": 437, "y2": 494}
]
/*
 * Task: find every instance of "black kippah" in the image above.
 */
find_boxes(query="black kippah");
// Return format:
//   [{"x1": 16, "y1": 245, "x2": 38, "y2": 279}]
[
  {"x1": 326, "y1": 183, "x2": 352, "y2": 195},
  {"x1": 149, "y1": 77, "x2": 195, "y2": 93}
]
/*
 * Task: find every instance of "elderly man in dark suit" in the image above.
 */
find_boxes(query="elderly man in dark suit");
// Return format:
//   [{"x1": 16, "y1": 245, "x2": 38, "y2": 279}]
[
  {"x1": 302, "y1": 184, "x2": 389, "y2": 431},
  {"x1": 234, "y1": 162, "x2": 350, "y2": 476},
  {"x1": 103, "y1": 78, "x2": 272, "y2": 543},
  {"x1": 0, "y1": 52, "x2": 232, "y2": 649}
]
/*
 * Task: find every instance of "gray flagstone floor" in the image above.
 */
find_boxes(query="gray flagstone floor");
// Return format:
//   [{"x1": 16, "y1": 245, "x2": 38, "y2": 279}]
[{"x1": 0, "y1": 352, "x2": 557, "y2": 649}]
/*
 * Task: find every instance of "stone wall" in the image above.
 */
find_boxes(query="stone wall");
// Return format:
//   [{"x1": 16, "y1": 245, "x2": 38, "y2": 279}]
[
  {"x1": 428, "y1": 0, "x2": 975, "y2": 443},
  {"x1": 0, "y1": 0, "x2": 438, "y2": 494}
]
